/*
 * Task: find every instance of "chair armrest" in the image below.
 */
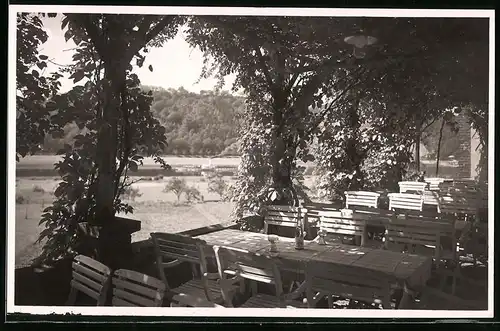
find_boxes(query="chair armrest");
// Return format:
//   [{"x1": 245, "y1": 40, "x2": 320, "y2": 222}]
[
  {"x1": 283, "y1": 280, "x2": 307, "y2": 301},
  {"x1": 171, "y1": 293, "x2": 225, "y2": 308}
]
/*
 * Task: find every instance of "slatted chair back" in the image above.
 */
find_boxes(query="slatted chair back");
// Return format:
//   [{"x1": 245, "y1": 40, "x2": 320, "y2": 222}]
[
  {"x1": 318, "y1": 210, "x2": 365, "y2": 239},
  {"x1": 302, "y1": 202, "x2": 341, "y2": 227},
  {"x1": 66, "y1": 255, "x2": 112, "y2": 306},
  {"x1": 425, "y1": 178, "x2": 447, "y2": 191},
  {"x1": 304, "y1": 260, "x2": 393, "y2": 309},
  {"x1": 388, "y1": 193, "x2": 424, "y2": 212},
  {"x1": 150, "y1": 232, "x2": 210, "y2": 288},
  {"x1": 112, "y1": 269, "x2": 165, "y2": 307},
  {"x1": 263, "y1": 205, "x2": 308, "y2": 235},
  {"x1": 398, "y1": 181, "x2": 428, "y2": 194},
  {"x1": 384, "y1": 215, "x2": 454, "y2": 259},
  {"x1": 213, "y1": 245, "x2": 284, "y2": 303},
  {"x1": 344, "y1": 191, "x2": 380, "y2": 209}
]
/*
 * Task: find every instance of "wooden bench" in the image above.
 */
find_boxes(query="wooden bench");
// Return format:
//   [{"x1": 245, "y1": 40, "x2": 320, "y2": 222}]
[
  {"x1": 344, "y1": 191, "x2": 380, "y2": 209},
  {"x1": 66, "y1": 255, "x2": 112, "y2": 306},
  {"x1": 263, "y1": 205, "x2": 308, "y2": 236},
  {"x1": 112, "y1": 269, "x2": 165, "y2": 307},
  {"x1": 150, "y1": 232, "x2": 229, "y2": 306},
  {"x1": 388, "y1": 193, "x2": 424, "y2": 212},
  {"x1": 304, "y1": 260, "x2": 394, "y2": 309}
]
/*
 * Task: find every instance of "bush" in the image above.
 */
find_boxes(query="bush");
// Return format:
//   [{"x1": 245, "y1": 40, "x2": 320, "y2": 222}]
[
  {"x1": 163, "y1": 177, "x2": 188, "y2": 203},
  {"x1": 207, "y1": 174, "x2": 228, "y2": 200},
  {"x1": 16, "y1": 195, "x2": 26, "y2": 204},
  {"x1": 120, "y1": 186, "x2": 142, "y2": 201},
  {"x1": 185, "y1": 186, "x2": 202, "y2": 204},
  {"x1": 33, "y1": 185, "x2": 45, "y2": 193}
]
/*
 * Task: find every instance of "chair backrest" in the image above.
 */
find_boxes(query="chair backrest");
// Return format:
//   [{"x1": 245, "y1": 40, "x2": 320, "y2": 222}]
[
  {"x1": 112, "y1": 269, "x2": 165, "y2": 307},
  {"x1": 425, "y1": 178, "x2": 446, "y2": 191},
  {"x1": 384, "y1": 215, "x2": 453, "y2": 258},
  {"x1": 318, "y1": 210, "x2": 365, "y2": 238},
  {"x1": 344, "y1": 191, "x2": 380, "y2": 209},
  {"x1": 304, "y1": 260, "x2": 393, "y2": 309},
  {"x1": 150, "y1": 232, "x2": 209, "y2": 287},
  {"x1": 302, "y1": 202, "x2": 341, "y2": 226},
  {"x1": 398, "y1": 181, "x2": 428, "y2": 194},
  {"x1": 387, "y1": 193, "x2": 424, "y2": 212},
  {"x1": 263, "y1": 205, "x2": 308, "y2": 234},
  {"x1": 66, "y1": 255, "x2": 112, "y2": 306},
  {"x1": 213, "y1": 245, "x2": 283, "y2": 299}
]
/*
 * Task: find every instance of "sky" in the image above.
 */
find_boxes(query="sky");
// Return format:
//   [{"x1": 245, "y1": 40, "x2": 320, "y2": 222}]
[{"x1": 39, "y1": 15, "x2": 237, "y2": 94}]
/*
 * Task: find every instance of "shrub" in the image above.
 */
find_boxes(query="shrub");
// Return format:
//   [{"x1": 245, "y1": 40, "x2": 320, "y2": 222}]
[
  {"x1": 33, "y1": 185, "x2": 45, "y2": 193},
  {"x1": 163, "y1": 177, "x2": 188, "y2": 203},
  {"x1": 185, "y1": 186, "x2": 202, "y2": 204},
  {"x1": 207, "y1": 174, "x2": 228, "y2": 200},
  {"x1": 16, "y1": 195, "x2": 26, "y2": 204},
  {"x1": 120, "y1": 186, "x2": 142, "y2": 201}
]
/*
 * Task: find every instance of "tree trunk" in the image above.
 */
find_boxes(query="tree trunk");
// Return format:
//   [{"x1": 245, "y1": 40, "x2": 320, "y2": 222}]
[
  {"x1": 346, "y1": 92, "x2": 363, "y2": 190},
  {"x1": 435, "y1": 118, "x2": 446, "y2": 176},
  {"x1": 94, "y1": 59, "x2": 127, "y2": 268},
  {"x1": 415, "y1": 132, "x2": 421, "y2": 172}
]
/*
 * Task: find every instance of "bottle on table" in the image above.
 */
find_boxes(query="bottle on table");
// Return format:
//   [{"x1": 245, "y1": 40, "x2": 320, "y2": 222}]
[{"x1": 295, "y1": 216, "x2": 304, "y2": 250}]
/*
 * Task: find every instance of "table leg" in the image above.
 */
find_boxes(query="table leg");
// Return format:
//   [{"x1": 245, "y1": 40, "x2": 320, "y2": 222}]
[{"x1": 360, "y1": 222, "x2": 368, "y2": 247}]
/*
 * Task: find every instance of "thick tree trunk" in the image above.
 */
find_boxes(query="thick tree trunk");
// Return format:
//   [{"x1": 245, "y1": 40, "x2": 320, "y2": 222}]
[
  {"x1": 94, "y1": 59, "x2": 128, "y2": 269},
  {"x1": 346, "y1": 93, "x2": 363, "y2": 190},
  {"x1": 415, "y1": 132, "x2": 421, "y2": 172}
]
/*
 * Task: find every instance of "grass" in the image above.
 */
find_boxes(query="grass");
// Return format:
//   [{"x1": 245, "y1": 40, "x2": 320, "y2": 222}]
[{"x1": 13, "y1": 176, "x2": 236, "y2": 268}]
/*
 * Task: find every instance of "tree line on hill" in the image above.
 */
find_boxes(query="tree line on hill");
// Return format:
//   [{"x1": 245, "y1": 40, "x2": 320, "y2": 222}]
[{"x1": 41, "y1": 86, "x2": 245, "y2": 156}]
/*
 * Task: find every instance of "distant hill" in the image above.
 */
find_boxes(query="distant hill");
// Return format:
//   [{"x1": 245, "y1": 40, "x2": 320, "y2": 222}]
[{"x1": 40, "y1": 87, "x2": 245, "y2": 156}]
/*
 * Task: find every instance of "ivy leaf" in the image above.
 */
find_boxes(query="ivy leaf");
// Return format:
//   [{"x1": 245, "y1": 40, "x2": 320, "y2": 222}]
[
  {"x1": 39, "y1": 54, "x2": 48, "y2": 60},
  {"x1": 64, "y1": 30, "x2": 73, "y2": 42},
  {"x1": 148, "y1": 64, "x2": 153, "y2": 72},
  {"x1": 70, "y1": 70, "x2": 85, "y2": 83}
]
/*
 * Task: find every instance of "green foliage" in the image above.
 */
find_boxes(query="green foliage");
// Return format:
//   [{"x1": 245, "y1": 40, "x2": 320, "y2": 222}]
[
  {"x1": 120, "y1": 186, "x2": 142, "y2": 201},
  {"x1": 163, "y1": 177, "x2": 188, "y2": 202},
  {"x1": 148, "y1": 87, "x2": 245, "y2": 156},
  {"x1": 207, "y1": 173, "x2": 228, "y2": 200},
  {"x1": 16, "y1": 13, "x2": 63, "y2": 160},
  {"x1": 16, "y1": 195, "x2": 27, "y2": 204},
  {"x1": 184, "y1": 186, "x2": 202, "y2": 204},
  {"x1": 32, "y1": 185, "x2": 45, "y2": 193}
]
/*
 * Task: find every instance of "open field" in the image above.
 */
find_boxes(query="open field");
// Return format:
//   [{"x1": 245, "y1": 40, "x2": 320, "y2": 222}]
[{"x1": 13, "y1": 176, "x2": 239, "y2": 268}]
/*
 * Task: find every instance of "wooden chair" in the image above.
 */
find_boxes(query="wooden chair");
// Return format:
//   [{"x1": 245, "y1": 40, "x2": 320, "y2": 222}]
[
  {"x1": 398, "y1": 181, "x2": 428, "y2": 194},
  {"x1": 344, "y1": 191, "x2": 380, "y2": 209},
  {"x1": 112, "y1": 269, "x2": 165, "y2": 307},
  {"x1": 388, "y1": 193, "x2": 424, "y2": 212},
  {"x1": 263, "y1": 205, "x2": 308, "y2": 237},
  {"x1": 66, "y1": 255, "x2": 112, "y2": 306},
  {"x1": 318, "y1": 210, "x2": 381, "y2": 248},
  {"x1": 384, "y1": 214, "x2": 462, "y2": 294},
  {"x1": 150, "y1": 232, "x2": 231, "y2": 306},
  {"x1": 304, "y1": 260, "x2": 394, "y2": 309},
  {"x1": 302, "y1": 202, "x2": 341, "y2": 228},
  {"x1": 213, "y1": 245, "x2": 306, "y2": 308}
]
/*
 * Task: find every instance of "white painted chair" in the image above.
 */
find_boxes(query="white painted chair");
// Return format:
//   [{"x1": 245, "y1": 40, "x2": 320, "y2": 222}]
[
  {"x1": 398, "y1": 181, "x2": 428, "y2": 194},
  {"x1": 388, "y1": 193, "x2": 424, "y2": 212},
  {"x1": 344, "y1": 191, "x2": 380, "y2": 209}
]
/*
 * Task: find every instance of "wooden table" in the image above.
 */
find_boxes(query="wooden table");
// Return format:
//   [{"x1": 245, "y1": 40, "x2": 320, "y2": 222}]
[{"x1": 197, "y1": 229, "x2": 433, "y2": 308}]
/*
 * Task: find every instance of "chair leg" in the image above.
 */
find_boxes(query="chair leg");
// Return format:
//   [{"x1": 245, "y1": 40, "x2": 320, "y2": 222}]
[{"x1": 66, "y1": 287, "x2": 77, "y2": 306}]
